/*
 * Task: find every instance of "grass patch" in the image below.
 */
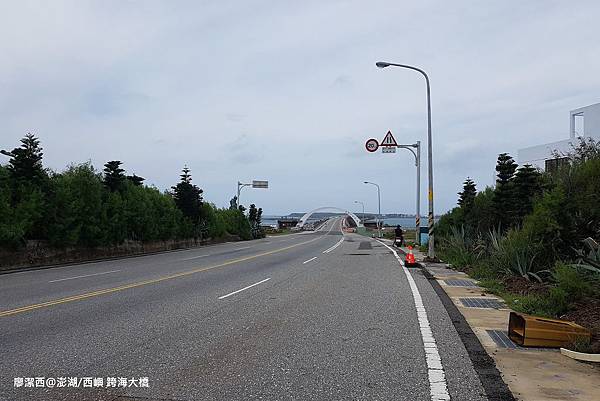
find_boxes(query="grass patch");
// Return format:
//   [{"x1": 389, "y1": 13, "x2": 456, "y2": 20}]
[
  {"x1": 564, "y1": 336, "x2": 593, "y2": 353},
  {"x1": 477, "y1": 278, "x2": 506, "y2": 295},
  {"x1": 503, "y1": 289, "x2": 569, "y2": 318}
]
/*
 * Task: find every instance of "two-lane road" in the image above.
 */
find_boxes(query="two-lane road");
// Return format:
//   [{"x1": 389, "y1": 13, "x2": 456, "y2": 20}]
[{"x1": 1, "y1": 218, "x2": 491, "y2": 400}]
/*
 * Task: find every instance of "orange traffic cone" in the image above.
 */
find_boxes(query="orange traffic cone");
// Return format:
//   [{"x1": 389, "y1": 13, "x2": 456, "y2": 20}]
[{"x1": 405, "y1": 245, "x2": 417, "y2": 266}]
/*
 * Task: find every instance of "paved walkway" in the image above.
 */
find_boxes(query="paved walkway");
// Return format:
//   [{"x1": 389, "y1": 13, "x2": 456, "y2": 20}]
[{"x1": 403, "y1": 244, "x2": 600, "y2": 401}]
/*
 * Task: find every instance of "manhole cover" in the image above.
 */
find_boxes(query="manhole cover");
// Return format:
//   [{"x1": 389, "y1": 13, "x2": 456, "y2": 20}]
[
  {"x1": 444, "y1": 279, "x2": 478, "y2": 287},
  {"x1": 460, "y1": 298, "x2": 504, "y2": 309}
]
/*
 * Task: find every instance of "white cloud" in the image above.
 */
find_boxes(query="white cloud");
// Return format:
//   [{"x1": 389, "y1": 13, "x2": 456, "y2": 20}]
[{"x1": 1, "y1": 0, "x2": 600, "y2": 214}]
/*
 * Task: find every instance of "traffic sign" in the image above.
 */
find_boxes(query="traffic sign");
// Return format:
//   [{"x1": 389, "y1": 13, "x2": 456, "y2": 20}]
[
  {"x1": 381, "y1": 130, "x2": 398, "y2": 147},
  {"x1": 252, "y1": 180, "x2": 268, "y2": 188},
  {"x1": 382, "y1": 146, "x2": 396, "y2": 153},
  {"x1": 365, "y1": 138, "x2": 379, "y2": 152}
]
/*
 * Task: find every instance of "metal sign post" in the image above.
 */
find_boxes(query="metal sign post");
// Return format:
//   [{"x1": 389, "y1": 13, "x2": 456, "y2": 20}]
[
  {"x1": 365, "y1": 132, "x2": 421, "y2": 245},
  {"x1": 397, "y1": 142, "x2": 421, "y2": 245},
  {"x1": 237, "y1": 180, "x2": 269, "y2": 208}
]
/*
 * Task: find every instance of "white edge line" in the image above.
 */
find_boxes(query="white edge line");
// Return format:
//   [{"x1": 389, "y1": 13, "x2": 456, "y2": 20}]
[
  {"x1": 48, "y1": 270, "x2": 122, "y2": 283},
  {"x1": 302, "y1": 257, "x2": 317, "y2": 264},
  {"x1": 377, "y1": 240, "x2": 450, "y2": 401},
  {"x1": 218, "y1": 278, "x2": 271, "y2": 300},
  {"x1": 180, "y1": 254, "x2": 211, "y2": 261}
]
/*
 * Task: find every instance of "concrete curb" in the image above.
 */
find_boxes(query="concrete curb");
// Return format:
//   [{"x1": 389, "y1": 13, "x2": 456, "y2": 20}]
[
  {"x1": 560, "y1": 348, "x2": 600, "y2": 363},
  {"x1": 422, "y1": 268, "x2": 517, "y2": 401}
]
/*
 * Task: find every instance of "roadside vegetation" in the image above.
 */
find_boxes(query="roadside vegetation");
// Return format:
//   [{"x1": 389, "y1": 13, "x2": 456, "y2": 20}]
[
  {"x1": 0, "y1": 134, "x2": 266, "y2": 254},
  {"x1": 435, "y1": 138, "x2": 600, "y2": 352}
]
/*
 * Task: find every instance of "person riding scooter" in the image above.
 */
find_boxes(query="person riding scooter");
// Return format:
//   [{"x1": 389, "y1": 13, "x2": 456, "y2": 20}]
[{"x1": 394, "y1": 225, "x2": 405, "y2": 247}]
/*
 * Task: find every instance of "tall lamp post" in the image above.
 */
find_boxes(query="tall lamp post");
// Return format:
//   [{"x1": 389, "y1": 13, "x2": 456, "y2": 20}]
[
  {"x1": 363, "y1": 181, "x2": 381, "y2": 238},
  {"x1": 376, "y1": 61, "x2": 435, "y2": 258},
  {"x1": 354, "y1": 200, "x2": 365, "y2": 221}
]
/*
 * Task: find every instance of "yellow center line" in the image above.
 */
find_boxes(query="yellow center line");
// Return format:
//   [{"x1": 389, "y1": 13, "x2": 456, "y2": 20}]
[{"x1": 0, "y1": 231, "x2": 332, "y2": 318}]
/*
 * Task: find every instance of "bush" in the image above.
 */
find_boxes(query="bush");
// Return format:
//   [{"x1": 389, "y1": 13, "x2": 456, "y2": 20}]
[
  {"x1": 552, "y1": 262, "x2": 592, "y2": 302},
  {"x1": 216, "y1": 208, "x2": 252, "y2": 240},
  {"x1": 1, "y1": 134, "x2": 265, "y2": 253},
  {"x1": 438, "y1": 226, "x2": 478, "y2": 269},
  {"x1": 506, "y1": 289, "x2": 569, "y2": 318},
  {"x1": 487, "y1": 228, "x2": 545, "y2": 281}
]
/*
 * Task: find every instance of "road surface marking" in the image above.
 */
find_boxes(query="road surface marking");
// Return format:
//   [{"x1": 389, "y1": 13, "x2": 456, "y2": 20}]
[
  {"x1": 377, "y1": 240, "x2": 450, "y2": 401},
  {"x1": 180, "y1": 254, "x2": 210, "y2": 261},
  {"x1": 218, "y1": 278, "x2": 271, "y2": 300},
  {"x1": 302, "y1": 257, "x2": 317, "y2": 264},
  {"x1": 323, "y1": 235, "x2": 344, "y2": 254},
  {"x1": 0, "y1": 233, "x2": 329, "y2": 318},
  {"x1": 48, "y1": 270, "x2": 121, "y2": 283}
]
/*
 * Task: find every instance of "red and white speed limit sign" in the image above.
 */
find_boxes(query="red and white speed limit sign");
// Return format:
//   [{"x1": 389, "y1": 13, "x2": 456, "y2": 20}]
[{"x1": 365, "y1": 138, "x2": 379, "y2": 152}]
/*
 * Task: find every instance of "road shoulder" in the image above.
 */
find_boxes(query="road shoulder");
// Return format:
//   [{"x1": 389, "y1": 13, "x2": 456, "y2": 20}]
[{"x1": 405, "y1": 245, "x2": 600, "y2": 401}]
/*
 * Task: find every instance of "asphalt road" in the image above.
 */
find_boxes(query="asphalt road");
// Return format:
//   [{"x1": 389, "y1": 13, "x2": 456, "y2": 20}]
[{"x1": 0, "y1": 218, "x2": 489, "y2": 401}]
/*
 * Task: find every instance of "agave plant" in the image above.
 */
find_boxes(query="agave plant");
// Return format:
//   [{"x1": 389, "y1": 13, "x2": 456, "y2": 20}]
[
  {"x1": 571, "y1": 237, "x2": 600, "y2": 274},
  {"x1": 488, "y1": 229, "x2": 546, "y2": 282}
]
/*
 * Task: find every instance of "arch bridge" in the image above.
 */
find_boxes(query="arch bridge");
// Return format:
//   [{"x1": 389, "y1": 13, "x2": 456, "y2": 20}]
[{"x1": 297, "y1": 207, "x2": 363, "y2": 228}]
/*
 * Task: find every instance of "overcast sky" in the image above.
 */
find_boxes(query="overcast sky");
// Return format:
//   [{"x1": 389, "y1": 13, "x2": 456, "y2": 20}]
[{"x1": 1, "y1": 1, "x2": 600, "y2": 215}]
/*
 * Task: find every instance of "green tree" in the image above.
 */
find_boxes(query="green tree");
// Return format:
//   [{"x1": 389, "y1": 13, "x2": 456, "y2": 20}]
[
  {"x1": 469, "y1": 187, "x2": 497, "y2": 234},
  {"x1": 4, "y1": 134, "x2": 48, "y2": 241},
  {"x1": 229, "y1": 196, "x2": 238, "y2": 210},
  {"x1": 171, "y1": 166, "x2": 203, "y2": 237},
  {"x1": 127, "y1": 174, "x2": 145, "y2": 186},
  {"x1": 7, "y1": 133, "x2": 47, "y2": 185},
  {"x1": 103, "y1": 161, "x2": 126, "y2": 192},
  {"x1": 458, "y1": 177, "x2": 477, "y2": 210},
  {"x1": 493, "y1": 153, "x2": 517, "y2": 229},
  {"x1": 47, "y1": 163, "x2": 106, "y2": 247},
  {"x1": 513, "y1": 164, "x2": 542, "y2": 223},
  {"x1": 457, "y1": 177, "x2": 477, "y2": 231},
  {"x1": 248, "y1": 204, "x2": 258, "y2": 238},
  {"x1": 0, "y1": 164, "x2": 44, "y2": 247}
]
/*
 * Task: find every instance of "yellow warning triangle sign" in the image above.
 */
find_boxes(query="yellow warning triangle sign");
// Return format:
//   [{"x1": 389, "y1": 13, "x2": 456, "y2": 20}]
[{"x1": 381, "y1": 131, "x2": 398, "y2": 147}]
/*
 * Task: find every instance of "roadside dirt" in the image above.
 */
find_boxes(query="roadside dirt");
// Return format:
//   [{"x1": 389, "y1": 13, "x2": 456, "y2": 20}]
[
  {"x1": 561, "y1": 297, "x2": 600, "y2": 353},
  {"x1": 501, "y1": 276, "x2": 600, "y2": 353}
]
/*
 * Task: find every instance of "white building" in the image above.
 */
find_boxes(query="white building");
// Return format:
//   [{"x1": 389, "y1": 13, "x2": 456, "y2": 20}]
[{"x1": 518, "y1": 102, "x2": 600, "y2": 170}]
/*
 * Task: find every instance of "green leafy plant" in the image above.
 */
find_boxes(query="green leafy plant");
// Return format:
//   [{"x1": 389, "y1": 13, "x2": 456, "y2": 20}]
[
  {"x1": 488, "y1": 229, "x2": 546, "y2": 282},
  {"x1": 505, "y1": 288, "x2": 569, "y2": 317},
  {"x1": 552, "y1": 262, "x2": 592, "y2": 301},
  {"x1": 571, "y1": 237, "x2": 600, "y2": 274}
]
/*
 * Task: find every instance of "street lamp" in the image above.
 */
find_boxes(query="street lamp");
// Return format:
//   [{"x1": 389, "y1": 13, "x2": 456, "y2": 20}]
[
  {"x1": 354, "y1": 200, "x2": 365, "y2": 221},
  {"x1": 363, "y1": 181, "x2": 381, "y2": 238},
  {"x1": 237, "y1": 180, "x2": 269, "y2": 208},
  {"x1": 376, "y1": 61, "x2": 435, "y2": 259}
]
